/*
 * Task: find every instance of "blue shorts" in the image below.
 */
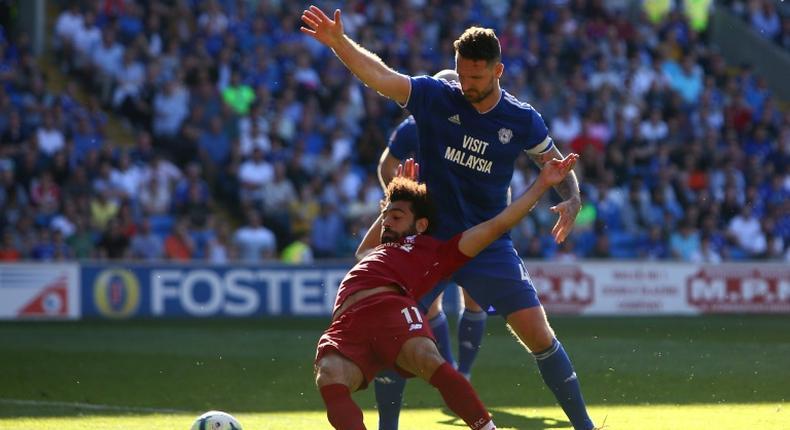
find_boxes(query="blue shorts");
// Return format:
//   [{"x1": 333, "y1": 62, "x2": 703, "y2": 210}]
[{"x1": 419, "y1": 240, "x2": 541, "y2": 317}]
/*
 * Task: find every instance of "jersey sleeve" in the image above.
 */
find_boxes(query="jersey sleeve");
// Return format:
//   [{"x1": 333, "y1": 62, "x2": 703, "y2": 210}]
[
  {"x1": 387, "y1": 117, "x2": 418, "y2": 160},
  {"x1": 523, "y1": 109, "x2": 554, "y2": 155},
  {"x1": 436, "y1": 234, "x2": 473, "y2": 279},
  {"x1": 402, "y1": 75, "x2": 442, "y2": 120}
]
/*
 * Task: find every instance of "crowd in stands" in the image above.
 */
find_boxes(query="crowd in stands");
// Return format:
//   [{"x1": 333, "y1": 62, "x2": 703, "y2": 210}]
[
  {"x1": 0, "y1": 0, "x2": 787, "y2": 264},
  {"x1": 726, "y1": 0, "x2": 790, "y2": 50}
]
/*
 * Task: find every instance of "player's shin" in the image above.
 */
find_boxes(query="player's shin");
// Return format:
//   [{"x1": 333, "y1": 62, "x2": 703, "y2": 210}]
[
  {"x1": 430, "y1": 310, "x2": 456, "y2": 368},
  {"x1": 373, "y1": 369, "x2": 406, "y2": 430},
  {"x1": 428, "y1": 362, "x2": 496, "y2": 430},
  {"x1": 320, "y1": 384, "x2": 367, "y2": 430},
  {"x1": 457, "y1": 309, "x2": 486, "y2": 378},
  {"x1": 533, "y1": 339, "x2": 595, "y2": 430}
]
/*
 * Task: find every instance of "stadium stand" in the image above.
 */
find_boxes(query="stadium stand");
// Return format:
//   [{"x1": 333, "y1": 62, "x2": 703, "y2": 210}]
[{"x1": 0, "y1": 0, "x2": 787, "y2": 263}]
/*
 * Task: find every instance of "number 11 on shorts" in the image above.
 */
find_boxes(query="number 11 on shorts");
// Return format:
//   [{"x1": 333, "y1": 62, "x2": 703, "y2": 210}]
[{"x1": 401, "y1": 306, "x2": 424, "y2": 324}]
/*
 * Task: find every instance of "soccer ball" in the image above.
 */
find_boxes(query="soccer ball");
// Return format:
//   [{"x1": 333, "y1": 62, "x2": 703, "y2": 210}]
[{"x1": 190, "y1": 410, "x2": 242, "y2": 430}]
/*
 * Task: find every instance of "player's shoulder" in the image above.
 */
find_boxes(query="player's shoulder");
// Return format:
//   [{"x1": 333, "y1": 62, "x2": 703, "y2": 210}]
[
  {"x1": 414, "y1": 75, "x2": 461, "y2": 94},
  {"x1": 500, "y1": 90, "x2": 542, "y2": 116},
  {"x1": 413, "y1": 234, "x2": 441, "y2": 246}
]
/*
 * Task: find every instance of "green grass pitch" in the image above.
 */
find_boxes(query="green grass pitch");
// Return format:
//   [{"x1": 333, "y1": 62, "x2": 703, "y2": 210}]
[{"x1": 1, "y1": 315, "x2": 787, "y2": 429}]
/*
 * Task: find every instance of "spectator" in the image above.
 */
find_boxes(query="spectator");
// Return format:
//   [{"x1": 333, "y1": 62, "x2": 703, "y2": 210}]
[
  {"x1": 233, "y1": 210, "x2": 276, "y2": 262},
  {"x1": 1, "y1": 110, "x2": 27, "y2": 158},
  {"x1": 164, "y1": 218, "x2": 195, "y2": 261},
  {"x1": 97, "y1": 218, "x2": 129, "y2": 259},
  {"x1": 669, "y1": 220, "x2": 701, "y2": 261},
  {"x1": 198, "y1": 116, "x2": 232, "y2": 167},
  {"x1": 30, "y1": 171, "x2": 61, "y2": 222},
  {"x1": 90, "y1": 188, "x2": 119, "y2": 230},
  {"x1": 153, "y1": 78, "x2": 189, "y2": 140},
  {"x1": 129, "y1": 218, "x2": 164, "y2": 261},
  {"x1": 261, "y1": 162, "x2": 297, "y2": 244},
  {"x1": 65, "y1": 216, "x2": 95, "y2": 259},
  {"x1": 750, "y1": 1, "x2": 781, "y2": 40},
  {"x1": 222, "y1": 70, "x2": 255, "y2": 116},
  {"x1": 639, "y1": 225, "x2": 670, "y2": 260},
  {"x1": 0, "y1": 229, "x2": 21, "y2": 261},
  {"x1": 237, "y1": 147, "x2": 273, "y2": 206},
  {"x1": 111, "y1": 151, "x2": 144, "y2": 202},
  {"x1": 111, "y1": 48, "x2": 146, "y2": 109},
  {"x1": 0, "y1": 162, "x2": 29, "y2": 227},
  {"x1": 72, "y1": 11, "x2": 101, "y2": 69},
  {"x1": 727, "y1": 206, "x2": 767, "y2": 257},
  {"x1": 281, "y1": 232, "x2": 314, "y2": 264},
  {"x1": 36, "y1": 111, "x2": 65, "y2": 157},
  {"x1": 690, "y1": 233, "x2": 722, "y2": 264},
  {"x1": 310, "y1": 201, "x2": 344, "y2": 259},
  {"x1": 551, "y1": 104, "x2": 582, "y2": 147},
  {"x1": 206, "y1": 223, "x2": 232, "y2": 263},
  {"x1": 138, "y1": 174, "x2": 171, "y2": 215},
  {"x1": 91, "y1": 29, "x2": 124, "y2": 104}
]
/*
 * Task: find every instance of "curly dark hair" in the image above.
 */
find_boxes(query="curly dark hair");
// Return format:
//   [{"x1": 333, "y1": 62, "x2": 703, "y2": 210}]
[
  {"x1": 453, "y1": 26, "x2": 501, "y2": 64},
  {"x1": 382, "y1": 177, "x2": 435, "y2": 234}
]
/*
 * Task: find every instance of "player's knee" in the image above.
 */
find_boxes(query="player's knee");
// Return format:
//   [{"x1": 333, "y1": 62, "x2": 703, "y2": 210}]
[
  {"x1": 412, "y1": 345, "x2": 445, "y2": 378},
  {"x1": 425, "y1": 294, "x2": 444, "y2": 319},
  {"x1": 507, "y1": 321, "x2": 554, "y2": 352},
  {"x1": 398, "y1": 338, "x2": 444, "y2": 379},
  {"x1": 530, "y1": 329, "x2": 555, "y2": 352},
  {"x1": 315, "y1": 359, "x2": 342, "y2": 387}
]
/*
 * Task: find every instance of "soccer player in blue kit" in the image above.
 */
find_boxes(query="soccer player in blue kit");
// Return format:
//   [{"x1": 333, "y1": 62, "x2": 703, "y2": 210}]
[
  {"x1": 301, "y1": 5, "x2": 597, "y2": 430},
  {"x1": 375, "y1": 70, "x2": 490, "y2": 430}
]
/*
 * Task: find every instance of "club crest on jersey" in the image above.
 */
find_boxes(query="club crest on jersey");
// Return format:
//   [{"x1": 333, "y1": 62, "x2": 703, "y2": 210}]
[{"x1": 498, "y1": 127, "x2": 513, "y2": 144}]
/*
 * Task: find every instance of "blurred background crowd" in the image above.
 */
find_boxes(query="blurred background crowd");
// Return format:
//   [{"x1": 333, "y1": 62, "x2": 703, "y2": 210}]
[{"x1": 0, "y1": 0, "x2": 787, "y2": 264}]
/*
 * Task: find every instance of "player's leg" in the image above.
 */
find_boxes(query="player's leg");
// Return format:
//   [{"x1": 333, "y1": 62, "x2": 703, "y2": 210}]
[
  {"x1": 456, "y1": 250, "x2": 595, "y2": 430},
  {"x1": 396, "y1": 337, "x2": 496, "y2": 430},
  {"x1": 374, "y1": 283, "x2": 453, "y2": 430},
  {"x1": 373, "y1": 368, "x2": 405, "y2": 430},
  {"x1": 315, "y1": 352, "x2": 367, "y2": 430},
  {"x1": 425, "y1": 290, "x2": 456, "y2": 367},
  {"x1": 505, "y1": 305, "x2": 595, "y2": 430},
  {"x1": 456, "y1": 287, "x2": 486, "y2": 379}
]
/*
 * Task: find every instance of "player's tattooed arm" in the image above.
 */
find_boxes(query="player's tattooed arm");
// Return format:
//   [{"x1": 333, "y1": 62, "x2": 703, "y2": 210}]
[{"x1": 528, "y1": 145, "x2": 581, "y2": 243}]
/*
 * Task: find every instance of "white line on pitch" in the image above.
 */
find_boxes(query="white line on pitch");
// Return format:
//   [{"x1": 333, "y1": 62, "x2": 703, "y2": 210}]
[{"x1": 0, "y1": 398, "x2": 189, "y2": 413}]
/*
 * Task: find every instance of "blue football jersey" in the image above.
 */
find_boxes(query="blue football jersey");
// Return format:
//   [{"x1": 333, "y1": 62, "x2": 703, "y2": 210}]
[
  {"x1": 404, "y1": 75, "x2": 554, "y2": 245},
  {"x1": 387, "y1": 116, "x2": 418, "y2": 160}
]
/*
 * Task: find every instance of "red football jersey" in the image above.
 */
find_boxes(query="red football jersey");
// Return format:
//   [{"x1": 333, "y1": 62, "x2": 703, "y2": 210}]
[{"x1": 334, "y1": 233, "x2": 470, "y2": 314}]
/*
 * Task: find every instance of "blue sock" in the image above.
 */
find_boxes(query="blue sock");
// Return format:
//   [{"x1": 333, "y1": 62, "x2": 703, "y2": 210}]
[
  {"x1": 457, "y1": 309, "x2": 486, "y2": 378},
  {"x1": 534, "y1": 339, "x2": 594, "y2": 430},
  {"x1": 430, "y1": 311, "x2": 456, "y2": 367},
  {"x1": 374, "y1": 369, "x2": 406, "y2": 430}
]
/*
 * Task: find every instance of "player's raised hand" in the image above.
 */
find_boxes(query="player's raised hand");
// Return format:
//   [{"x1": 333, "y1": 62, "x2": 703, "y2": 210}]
[
  {"x1": 539, "y1": 153, "x2": 580, "y2": 244},
  {"x1": 300, "y1": 5, "x2": 344, "y2": 48},
  {"x1": 396, "y1": 158, "x2": 419, "y2": 181},
  {"x1": 537, "y1": 153, "x2": 578, "y2": 187}
]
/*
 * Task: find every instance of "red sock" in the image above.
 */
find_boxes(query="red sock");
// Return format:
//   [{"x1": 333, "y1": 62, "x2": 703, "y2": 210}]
[
  {"x1": 429, "y1": 362, "x2": 494, "y2": 430},
  {"x1": 319, "y1": 384, "x2": 367, "y2": 430}
]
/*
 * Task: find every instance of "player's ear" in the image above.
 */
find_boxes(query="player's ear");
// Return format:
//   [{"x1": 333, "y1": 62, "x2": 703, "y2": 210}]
[
  {"x1": 494, "y1": 62, "x2": 504, "y2": 78},
  {"x1": 415, "y1": 217, "x2": 429, "y2": 234}
]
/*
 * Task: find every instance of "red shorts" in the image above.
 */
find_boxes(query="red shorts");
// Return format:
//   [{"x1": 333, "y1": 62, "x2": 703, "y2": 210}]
[{"x1": 315, "y1": 293, "x2": 435, "y2": 389}]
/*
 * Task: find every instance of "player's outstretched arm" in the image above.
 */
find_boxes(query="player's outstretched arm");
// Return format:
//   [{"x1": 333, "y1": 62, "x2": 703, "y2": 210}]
[
  {"x1": 300, "y1": 5, "x2": 410, "y2": 105},
  {"x1": 457, "y1": 154, "x2": 579, "y2": 258},
  {"x1": 355, "y1": 212, "x2": 384, "y2": 260},
  {"x1": 377, "y1": 147, "x2": 401, "y2": 190},
  {"x1": 530, "y1": 145, "x2": 582, "y2": 243}
]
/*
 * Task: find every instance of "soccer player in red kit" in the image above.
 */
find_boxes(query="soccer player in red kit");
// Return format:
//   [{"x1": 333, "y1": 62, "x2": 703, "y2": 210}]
[{"x1": 315, "y1": 155, "x2": 579, "y2": 430}]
